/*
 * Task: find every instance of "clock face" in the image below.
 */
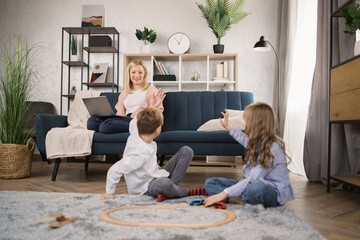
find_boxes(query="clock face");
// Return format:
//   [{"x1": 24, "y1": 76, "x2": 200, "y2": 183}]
[{"x1": 168, "y1": 32, "x2": 190, "y2": 54}]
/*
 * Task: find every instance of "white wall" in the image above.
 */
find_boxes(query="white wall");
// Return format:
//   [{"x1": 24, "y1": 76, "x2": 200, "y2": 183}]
[{"x1": 0, "y1": 0, "x2": 281, "y2": 114}]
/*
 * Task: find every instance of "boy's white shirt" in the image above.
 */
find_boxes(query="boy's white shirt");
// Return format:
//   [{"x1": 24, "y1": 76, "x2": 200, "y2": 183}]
[{"x1": 105, "y1": 117, "x2": 169, "y2": 195}]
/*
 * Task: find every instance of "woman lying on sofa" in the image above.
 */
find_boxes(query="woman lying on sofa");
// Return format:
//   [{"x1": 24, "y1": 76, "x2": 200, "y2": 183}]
[{"x1": 87, "y1": 59, "x2": 165, "y2": 134}]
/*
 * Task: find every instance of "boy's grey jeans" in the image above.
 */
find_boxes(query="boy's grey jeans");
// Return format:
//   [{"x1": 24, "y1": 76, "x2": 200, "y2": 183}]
[{"x1": 144, "y1": 146, "x2": 193, "y2": 198}]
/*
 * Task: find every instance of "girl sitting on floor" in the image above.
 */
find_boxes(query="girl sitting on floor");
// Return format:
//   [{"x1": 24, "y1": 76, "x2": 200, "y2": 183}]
[{"x1": 204, "y1": 102, "x2": 295, "y2": 208}]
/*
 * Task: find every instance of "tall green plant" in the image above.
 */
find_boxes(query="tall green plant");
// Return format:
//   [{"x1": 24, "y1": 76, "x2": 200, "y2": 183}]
[
  {"x1": 196, "y1": 0, "x2": 249, "y2": 44},
  {"x1": 0, "y1": 36, "x2": 34, "y2": 144}
]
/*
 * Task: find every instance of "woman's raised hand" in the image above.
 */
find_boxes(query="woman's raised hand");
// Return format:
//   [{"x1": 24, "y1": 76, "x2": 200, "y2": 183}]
[{"x1": 151, "y1": 88, "x2": 166, "y2": 109}]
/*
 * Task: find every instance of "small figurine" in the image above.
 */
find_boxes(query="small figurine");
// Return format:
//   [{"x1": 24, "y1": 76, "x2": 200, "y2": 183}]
[{"x1": 191, "y1": 71, "x2": 201, "y2": 81}]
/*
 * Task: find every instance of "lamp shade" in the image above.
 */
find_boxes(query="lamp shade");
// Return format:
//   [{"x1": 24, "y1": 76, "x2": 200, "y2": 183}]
[{"x1": 253, "y1": 36, "x2": 271, "y2": 51}]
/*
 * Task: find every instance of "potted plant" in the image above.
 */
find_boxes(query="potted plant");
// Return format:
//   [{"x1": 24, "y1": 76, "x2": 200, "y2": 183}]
[
  {"x1": 135, "y1": 27, "x2": 157, "y2": 54},
  {"x1": 340, "y1": 1, "x2": 360, "y2": 56},
  {"x1": 71, "y1": 85, "x2": 77, "y2": 95},
  {"x1": 196, "y1": 0, "x2": 249, "y2": 53},
  {"x1": 0, "y1": 35, "x2": 36, "y2": 179}
]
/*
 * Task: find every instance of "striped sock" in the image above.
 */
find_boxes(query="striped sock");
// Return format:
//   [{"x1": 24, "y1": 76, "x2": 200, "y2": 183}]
[
  {"x1": 188, "y1": 187, "x2": 208, "y2": 196},
  {"x1": 157, "y1": 193, "x2": 167, "y2": 202}
]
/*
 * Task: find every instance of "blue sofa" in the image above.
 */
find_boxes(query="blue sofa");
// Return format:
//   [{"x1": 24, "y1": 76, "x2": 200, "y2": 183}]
[{"x1": 36, "y1": 91, "x2": 254, "y2": 180}]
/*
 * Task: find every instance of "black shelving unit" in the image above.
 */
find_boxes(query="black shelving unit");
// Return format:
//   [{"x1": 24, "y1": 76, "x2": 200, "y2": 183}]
[
  {"x1": 327, "y1": 0, "x2": 360, "y2": 192},
  {"x1": 60, "y1": 27, "x2": 119, "y2": 114}
]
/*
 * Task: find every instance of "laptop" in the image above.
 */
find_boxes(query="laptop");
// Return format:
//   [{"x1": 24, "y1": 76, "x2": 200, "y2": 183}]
[{"x1": 82, "y1": 96, "x2": 117, "y2": 117}]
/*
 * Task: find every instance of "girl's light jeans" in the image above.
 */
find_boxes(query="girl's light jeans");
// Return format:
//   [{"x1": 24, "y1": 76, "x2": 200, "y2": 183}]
[{"x1": 204, "y1": 177, "x2": 280, "y2": 207}]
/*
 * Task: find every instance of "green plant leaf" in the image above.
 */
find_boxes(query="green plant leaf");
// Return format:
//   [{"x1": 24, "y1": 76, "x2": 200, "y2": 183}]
[
  {"x1": 135, "y1": 27, "x2": 157, "y2": 44},
  {"x1": 349, "y1": 2, "x2": 360, "y2": 19},
  {"x1": 340, "y1": 2, "x2": 360, "y2": 35},
  {"x1": 135, "y1": 29, "x2": 143, "y2": 40},
  {"x1": 196, "y1": 0, "x2": 249, "y2": 43},
  {"x1": 0, "y1": 35, "x2": 36, "y2": 144}
]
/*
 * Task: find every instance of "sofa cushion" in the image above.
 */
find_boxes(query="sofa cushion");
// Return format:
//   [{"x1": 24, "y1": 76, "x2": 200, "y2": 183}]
[
  {"x1": 154, "y1": 130, "x2": 236, "y2": 143},
  {"x1": 93, "y1": 132, "x2": 130, "y2": 143},
  {"x1": 162, "y1": 91, "x2": 253, "y2": 131}
]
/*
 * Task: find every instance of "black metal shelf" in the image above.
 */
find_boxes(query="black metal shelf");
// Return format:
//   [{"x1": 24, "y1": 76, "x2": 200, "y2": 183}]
[
  {"x1": 62, "y1": 94, "x2": 75, "y2": 99},
  {"x1": 83, "y1": 83, "x2": 119, "y2": 88},
  {"x1": 327, "y1": 0, "x2": 360, "y2": 193},
  {"x1": 60, "y1": 27, "x2": 120, "y2": 114},
  {"x1": 330, "y1": 54, "x2": 360, "y2": 69},
  {"x1": 63, "y1": 27, "x2": 119, "y2": 35},
  {"x1": 62, "y1": 61, "x2": 88, "y2": 67},
  {"x1": 83, "y1": 47, "x2": 119, "y2": 53},
  {"x1": 331, "y1": 0, "x2": 353, "y2": 17}
]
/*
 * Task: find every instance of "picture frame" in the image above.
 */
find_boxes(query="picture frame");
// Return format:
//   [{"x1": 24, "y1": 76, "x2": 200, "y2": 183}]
[
  {"x1": 82, "y1": 5, "x2": 104, "y2": 27},
  {"x1": 90, "y1": 63, "x2": 109, "y2": 83}
]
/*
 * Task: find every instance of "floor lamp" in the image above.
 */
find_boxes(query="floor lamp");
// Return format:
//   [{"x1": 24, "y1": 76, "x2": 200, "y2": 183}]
[{"x1": 253, "y1": 36, "x2": 281, "y2": 131}]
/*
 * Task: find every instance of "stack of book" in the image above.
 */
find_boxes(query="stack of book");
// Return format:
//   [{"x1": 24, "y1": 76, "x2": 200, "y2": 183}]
[
  {"x1": 153, "y1": 57, "x2": 170, "y2": 75},
  {"x1": 153, "y1": 57, "x2": 176, "y2": 81},
  {"x1": 212, "y1": 61, "x2": 230, "y2": 81}
]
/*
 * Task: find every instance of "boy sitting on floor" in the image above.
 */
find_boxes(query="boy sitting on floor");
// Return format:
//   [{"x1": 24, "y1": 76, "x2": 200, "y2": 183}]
[{"x1": 100, "y1": 107, "x2": 207, "y2": 202}]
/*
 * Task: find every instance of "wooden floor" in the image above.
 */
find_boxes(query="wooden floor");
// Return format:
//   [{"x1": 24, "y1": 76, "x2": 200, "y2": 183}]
[{"x1": 1, "y1": 156, "x2": 359, "y2": 240}]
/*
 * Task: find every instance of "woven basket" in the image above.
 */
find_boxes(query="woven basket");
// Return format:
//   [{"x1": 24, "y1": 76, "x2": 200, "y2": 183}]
[{"x1": 0, "y1": 138, "x2": 35, "y2": 179}]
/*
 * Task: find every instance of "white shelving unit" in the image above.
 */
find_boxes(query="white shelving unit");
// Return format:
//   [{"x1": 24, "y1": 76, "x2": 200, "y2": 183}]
[{"x1": 123, "y1": 53, "x2": 238, "y2": 91}]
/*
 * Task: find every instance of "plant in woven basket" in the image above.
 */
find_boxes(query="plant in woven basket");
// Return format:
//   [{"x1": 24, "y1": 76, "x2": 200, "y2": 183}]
[{"x1": 0, "y1": 35, "x2": 37, "y2": 178}]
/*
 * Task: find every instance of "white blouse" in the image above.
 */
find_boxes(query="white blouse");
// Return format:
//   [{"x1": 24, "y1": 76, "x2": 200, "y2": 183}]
[{"x1": 123, "y1": 90, "x2": 147, "y2": 115}]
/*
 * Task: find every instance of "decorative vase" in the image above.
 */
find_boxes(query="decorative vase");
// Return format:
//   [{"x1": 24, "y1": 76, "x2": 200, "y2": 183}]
[
  {"x1": 213, "y1": 44, "x2": 224, "y2": 54},
  {"x1": 354, "y1": 29, "x2": 360, "y2": 56},
  {"x1": 140, "y1": 44, "x2": 150, "y2": 54},
  {"x1": 70, "y1": 54, "x2": 79, "y2": 62},
  {"x1": 70, "y1": 35, "x2": 79, "y2": 61}
]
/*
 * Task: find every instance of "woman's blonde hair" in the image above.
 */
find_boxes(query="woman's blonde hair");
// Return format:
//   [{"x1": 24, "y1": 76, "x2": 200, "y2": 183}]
[
  {"x1": 124, "y1": 59, "x2": 149, "y2": 93},
  {"x1": 243, "y1": 102, "x2": 289, "y2": 168}
]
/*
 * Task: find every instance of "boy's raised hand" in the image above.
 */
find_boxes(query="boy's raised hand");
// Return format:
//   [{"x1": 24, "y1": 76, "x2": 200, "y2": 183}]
[
  {"x1": 219, "y1": 109, "x2": 232, "y2": 132},
  {"x1": 151, "y1": 88, "x2": 166, "y2": 109}
]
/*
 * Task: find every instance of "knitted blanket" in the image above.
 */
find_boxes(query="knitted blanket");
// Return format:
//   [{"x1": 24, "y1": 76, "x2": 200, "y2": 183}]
[{"x1": 45, "y1": 90, "x2": 101, "y2": 159}]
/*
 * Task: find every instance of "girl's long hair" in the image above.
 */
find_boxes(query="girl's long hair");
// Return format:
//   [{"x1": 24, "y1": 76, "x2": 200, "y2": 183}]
[
  {"x1": 243, "y1": 102, "x2": 289, "y2": 168},
  {"x1": 123, "y1": 59, "x2": 149, "y2": 93}
]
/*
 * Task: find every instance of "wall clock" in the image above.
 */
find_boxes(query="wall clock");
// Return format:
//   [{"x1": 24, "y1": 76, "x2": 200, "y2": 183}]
[{"x1": 168, "y1": 32, "x2": 190, "y2": 54}]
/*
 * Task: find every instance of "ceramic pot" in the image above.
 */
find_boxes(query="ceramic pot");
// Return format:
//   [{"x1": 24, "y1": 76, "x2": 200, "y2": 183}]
[
  {"x1": 354, "y1": 29, "x2": 360, "y2": 56},
  {"x1": 140, "y1": 45, "x2": 150, "y2": 54},
  {"x1": 213, "y1": 44, "x2": 224, "y2": 54}
]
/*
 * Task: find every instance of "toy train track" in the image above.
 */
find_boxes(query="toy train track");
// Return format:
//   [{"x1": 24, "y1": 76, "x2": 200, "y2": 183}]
[{"x1": 99, "y1": 204, "x2": 236, "y2": 228}]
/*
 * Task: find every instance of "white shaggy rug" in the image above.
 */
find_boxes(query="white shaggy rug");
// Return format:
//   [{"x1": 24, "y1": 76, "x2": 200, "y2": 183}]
[{"x1": 0, "y1": 191, "x2": 325, "y2": 240}]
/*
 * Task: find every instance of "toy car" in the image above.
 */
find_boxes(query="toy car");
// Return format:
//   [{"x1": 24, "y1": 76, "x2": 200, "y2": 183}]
[
  {"x1": 189, "y1": 199, "x2": 205, "y2": 206},
  {"x1": 212, "y1": 202, "x2": 227, "y2": 209}
]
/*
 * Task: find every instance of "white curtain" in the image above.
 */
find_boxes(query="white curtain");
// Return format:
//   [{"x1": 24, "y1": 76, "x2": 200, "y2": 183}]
[{"x1": 282, "y1": 0, "x2": 318, "y2": 176}]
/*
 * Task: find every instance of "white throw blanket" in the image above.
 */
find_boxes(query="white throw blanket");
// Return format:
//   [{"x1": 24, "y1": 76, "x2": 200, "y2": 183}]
[{"x1": 45, "y1": 90, "x2": 101, "y2": 159}]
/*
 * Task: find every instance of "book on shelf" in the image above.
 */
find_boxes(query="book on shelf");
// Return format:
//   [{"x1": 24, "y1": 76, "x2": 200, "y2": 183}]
[
  {"x1": 153, "y1": 57, "x2": 170, "y2": 75},
  {"x1": 212, "y1": 77, "x2": 231, "y2": 82},
  {"x1": 223, "y1": 61, "x2": 228, "y2": 78},
  {"x1": 153, "y1": 57, "x2": 164, "y2": 75},
  {"x1": 215, "y1": 61, "x2": 229, "y2": 80},
  {"x1": 159, "y1": 61, "x2": 170, "y2": 75}
]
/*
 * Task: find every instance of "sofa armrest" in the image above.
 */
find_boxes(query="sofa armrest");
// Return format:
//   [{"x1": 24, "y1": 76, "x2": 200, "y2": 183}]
[{"x1": 35, "y1": 114, "x2": 68, "y2": 154}]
